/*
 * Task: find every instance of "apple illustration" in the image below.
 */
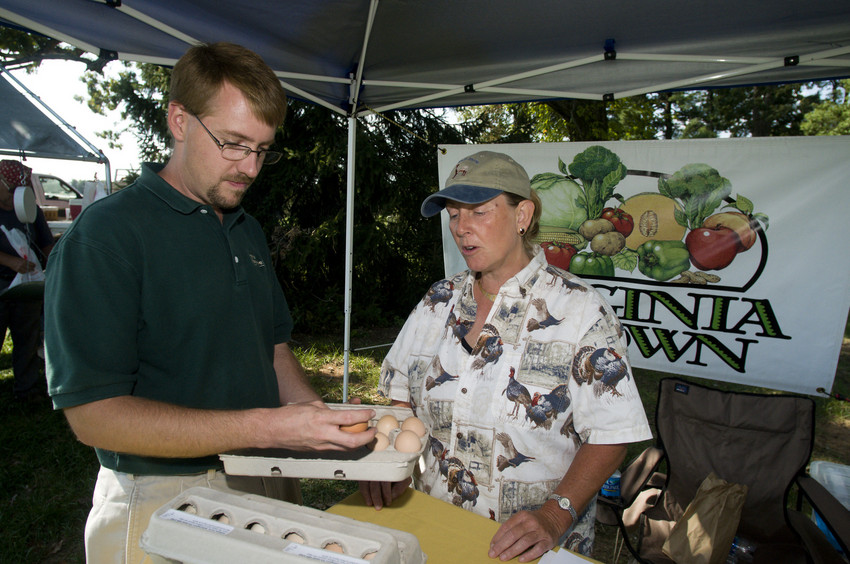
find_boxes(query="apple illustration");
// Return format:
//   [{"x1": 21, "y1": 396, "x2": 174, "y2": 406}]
[{"x1": 685, "y1": 226, "x2": 742, "y2": 271}]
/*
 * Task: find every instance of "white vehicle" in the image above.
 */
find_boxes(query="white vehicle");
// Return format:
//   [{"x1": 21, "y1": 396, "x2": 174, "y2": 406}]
[{"x1": 31, "y1": 173, "x2": 83, "y2": 215}]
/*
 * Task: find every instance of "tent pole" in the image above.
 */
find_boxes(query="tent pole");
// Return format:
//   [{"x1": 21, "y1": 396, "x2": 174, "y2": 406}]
[{"x1": 342, "y1": 115, "x2": 357, "y2": 402}]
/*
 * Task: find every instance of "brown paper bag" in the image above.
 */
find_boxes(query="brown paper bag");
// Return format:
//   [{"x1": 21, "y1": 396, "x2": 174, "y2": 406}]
[{"x1": 662, "y1": 472, "x2": 749, "y2": 564}]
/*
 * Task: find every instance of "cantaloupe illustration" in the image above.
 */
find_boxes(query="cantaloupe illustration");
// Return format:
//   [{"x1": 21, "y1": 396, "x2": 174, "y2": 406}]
[{"x1": 619, "y1": 193, "x2": 686, "y2": 250}]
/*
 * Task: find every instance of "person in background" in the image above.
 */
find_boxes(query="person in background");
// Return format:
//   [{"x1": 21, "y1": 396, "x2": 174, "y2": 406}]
[
  {"x1": 359, "y1": 151, "x2": 652, "y2": 562},
  {"x1": 44, "y1": 42, "x2": 375, "y2": 563},
  {"x1": 0, "y1": 160, "x2": 54, "y2": 403}
]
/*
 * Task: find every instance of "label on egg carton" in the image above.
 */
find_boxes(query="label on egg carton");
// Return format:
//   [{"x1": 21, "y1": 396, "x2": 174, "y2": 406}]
[
  {"x1": 219, "y1": 405, "x2": 427, "y2": 483},
  {"x1": 140, "y1": 486, "x2": 427, "y2": 564}
]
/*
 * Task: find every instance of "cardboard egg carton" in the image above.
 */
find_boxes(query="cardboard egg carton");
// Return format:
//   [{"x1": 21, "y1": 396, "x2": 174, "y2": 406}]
[
  {"x1": 220, "y1": 404, "x2": 426, "y2": 482},
  {"x1": 140, "y1": 486, "x2": 426, "y2": 564}
]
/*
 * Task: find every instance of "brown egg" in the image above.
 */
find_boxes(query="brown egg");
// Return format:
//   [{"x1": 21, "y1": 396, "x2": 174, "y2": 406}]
[
  {"x1": 340, "y1": 421, "x2": 369, "y2": 433},
  {"x1": 401, "y1": 416, "x2": 426, "y2": 437},
  {"x1": 370, "y1": 431, "x2": 390, "y2": 451},
  {"x1": 375, "y1": 414, "x2": 399, "y2": 436},
  {"x1": 324, "y1": 542, "x2": 345, "y2": 553},
  {"x1": 393, "y1": 429, "x2": 422, "y2": 453}
]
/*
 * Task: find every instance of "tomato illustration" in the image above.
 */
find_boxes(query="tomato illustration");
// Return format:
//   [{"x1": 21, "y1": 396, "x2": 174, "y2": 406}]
[
  {"x1": 601, "y1": 207, "x2": 634, "y2": 237},
  {"x1": 541, "y1": 241, "x2": 577, "y2": 270}
]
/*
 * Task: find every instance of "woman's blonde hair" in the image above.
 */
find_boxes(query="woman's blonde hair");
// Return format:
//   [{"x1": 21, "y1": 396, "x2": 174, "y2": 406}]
[
  {"x1": 169, "y1": 42, "x2": 287, "y2": 127},
  {"x1": 504, "y1": 190, "x2": 542, "y2": 257}
]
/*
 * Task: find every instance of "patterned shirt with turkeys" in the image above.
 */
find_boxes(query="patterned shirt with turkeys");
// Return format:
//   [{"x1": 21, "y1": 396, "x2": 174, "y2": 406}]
[{"x1": 380, "y1": 248, "x2": 652, "y2": 555}]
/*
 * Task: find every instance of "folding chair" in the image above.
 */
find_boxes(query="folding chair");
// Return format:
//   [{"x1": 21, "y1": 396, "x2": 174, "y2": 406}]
[{"x1": 597, "y1": 377, "x2": 850, "y2": 564}]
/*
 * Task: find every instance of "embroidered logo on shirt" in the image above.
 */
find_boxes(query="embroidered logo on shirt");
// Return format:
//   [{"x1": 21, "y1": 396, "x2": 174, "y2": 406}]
[{"x1": 248, "y1": 253, "x2": 265, "y2": 268}]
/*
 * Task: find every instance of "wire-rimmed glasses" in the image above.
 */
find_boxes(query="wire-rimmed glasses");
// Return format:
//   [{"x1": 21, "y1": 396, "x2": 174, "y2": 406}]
[{"x1": 191, "y1": 113, "x2": 282, "y2": 165}]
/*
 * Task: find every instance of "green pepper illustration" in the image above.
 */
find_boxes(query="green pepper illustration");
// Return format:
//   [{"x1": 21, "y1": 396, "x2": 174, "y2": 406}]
[
  {"x1": 569, "y1": 251, "x2": 615, "y2": 277},
  {"x1": 636, "y1": 240, "x2": 691, "y2": 281}
]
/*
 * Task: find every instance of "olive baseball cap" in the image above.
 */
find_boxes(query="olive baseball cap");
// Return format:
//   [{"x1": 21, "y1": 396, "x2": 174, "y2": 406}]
[{"x1": 421, "y1": 151, "x2": 532, "y2": 217}]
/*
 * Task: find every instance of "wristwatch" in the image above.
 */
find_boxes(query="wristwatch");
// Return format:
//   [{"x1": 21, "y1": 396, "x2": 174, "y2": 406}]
[{"x1": 547, "y1": 493, "x2": 578, "y2": 523}]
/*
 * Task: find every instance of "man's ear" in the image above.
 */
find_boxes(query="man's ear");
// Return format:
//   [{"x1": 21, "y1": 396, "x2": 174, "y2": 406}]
[{"x1": 167, "y1": 102, "x2": 188, "y2": 142}]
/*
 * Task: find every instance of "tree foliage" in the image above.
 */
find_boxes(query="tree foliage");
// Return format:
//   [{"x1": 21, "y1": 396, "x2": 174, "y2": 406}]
[
  {"x1": 82, "y1": 64, "x2": 171, "y2": 161},
  {"x1": 0, "y1": 27, "x2": 109, "y2": 71},
  {"x1": 671, "y1": 84, "x2": 821, "y2": 137},
  {"x1": 801, "y1": 79, "x2": 850, "y2": 136}
]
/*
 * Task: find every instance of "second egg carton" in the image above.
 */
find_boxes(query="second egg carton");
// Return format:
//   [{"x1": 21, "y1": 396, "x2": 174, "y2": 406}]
[{"x1": 140, "y1": 486, "x2": 426, "y2": 564}]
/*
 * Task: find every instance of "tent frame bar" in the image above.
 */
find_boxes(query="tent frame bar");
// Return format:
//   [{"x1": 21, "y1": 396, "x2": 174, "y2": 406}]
[{"x1": 0, "y1": 65, "x2": 112, "y2": 191}]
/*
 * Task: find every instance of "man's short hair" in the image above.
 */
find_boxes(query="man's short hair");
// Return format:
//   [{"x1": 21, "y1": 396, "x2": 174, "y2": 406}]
[{"x1": 169, "y1": 42, "x2": 287, "y2": 127}]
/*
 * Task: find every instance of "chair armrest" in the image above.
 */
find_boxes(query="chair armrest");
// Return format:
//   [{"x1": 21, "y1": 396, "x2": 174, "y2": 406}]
[
  {"x1": 620, "y1": 446, "x2": 665, "y2": 505},
  {"x1": 795, "y1": 474, "x2": 850, "y2": 556}
]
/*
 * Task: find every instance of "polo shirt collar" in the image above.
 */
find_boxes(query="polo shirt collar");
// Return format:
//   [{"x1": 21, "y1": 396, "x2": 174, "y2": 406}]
[{"x1": 138, "y1": 162, "x2": 245, "y2": 222}]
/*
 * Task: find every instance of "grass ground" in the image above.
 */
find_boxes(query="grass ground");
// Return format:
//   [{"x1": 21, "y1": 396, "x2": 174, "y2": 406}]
[{"x1": 1, "y1": 326, "x2": 847, "y2": 563}]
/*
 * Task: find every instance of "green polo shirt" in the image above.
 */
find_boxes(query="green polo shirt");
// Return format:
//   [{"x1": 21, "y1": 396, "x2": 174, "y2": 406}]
[{"x1": 45, "y1": 164, "x2": 293, "y2": 475}]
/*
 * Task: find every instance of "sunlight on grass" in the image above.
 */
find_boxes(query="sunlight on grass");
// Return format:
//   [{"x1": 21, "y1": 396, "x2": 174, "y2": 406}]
[
  {"x1": 1, "y1": 331, "x2": 13, "y2": 381},
  {"x1": 293, "y1": 343, "x2": 389, "y2": 405}
]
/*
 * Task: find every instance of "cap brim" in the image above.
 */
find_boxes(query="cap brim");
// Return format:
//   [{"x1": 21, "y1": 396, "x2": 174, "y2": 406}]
[{"x1": 420, "y1": 184, "x2": 503, "y2": 217}]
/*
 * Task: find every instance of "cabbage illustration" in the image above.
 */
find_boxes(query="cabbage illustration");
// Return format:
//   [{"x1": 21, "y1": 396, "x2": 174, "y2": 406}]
[{"x1": 531, "y1": 172, "x2": 587, "y2": 230}]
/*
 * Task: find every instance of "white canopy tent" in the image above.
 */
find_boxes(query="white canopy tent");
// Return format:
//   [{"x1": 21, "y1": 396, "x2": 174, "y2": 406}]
[
  {"x1": 2, "y1": 0, "x2": 848, "y2": 396},
  {"x1": 0, "y1": 66, "x2": 111, "y2": 186}
]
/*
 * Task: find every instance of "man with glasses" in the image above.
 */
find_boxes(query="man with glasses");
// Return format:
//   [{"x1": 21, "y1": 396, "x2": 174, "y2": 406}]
[{"x1": 44, "y1": 43, "x2": 376, "y2": 563}]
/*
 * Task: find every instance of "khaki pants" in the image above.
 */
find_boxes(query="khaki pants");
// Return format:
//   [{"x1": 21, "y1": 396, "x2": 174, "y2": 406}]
[{"x1": 85, "y1": 466, "x2": 301, "y2": 564}]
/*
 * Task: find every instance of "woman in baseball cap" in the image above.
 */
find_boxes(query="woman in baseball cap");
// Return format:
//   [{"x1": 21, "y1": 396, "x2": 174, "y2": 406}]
[{"x1": 360, "y1": 150, "x2": 651, "y2": 561}]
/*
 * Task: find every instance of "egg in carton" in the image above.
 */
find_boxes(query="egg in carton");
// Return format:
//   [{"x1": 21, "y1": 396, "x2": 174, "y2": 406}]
[
  {"x1": 140, "y1": 486, "x2": 426, "y2": 564},
  {"x1": 220, "y1": 404, "x2": 427, "y2": 482}
]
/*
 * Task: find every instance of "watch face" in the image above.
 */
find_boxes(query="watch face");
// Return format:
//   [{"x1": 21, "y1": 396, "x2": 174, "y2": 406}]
[{"x1": 558, "y1": 497, "x2": 570, "y2": 510}]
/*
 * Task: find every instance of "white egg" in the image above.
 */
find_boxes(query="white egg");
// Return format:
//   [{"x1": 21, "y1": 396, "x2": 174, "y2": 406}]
[
  {"x1": 284, "y1": 531, "x2": 305, "y2": 544},
  {"x1": 393, "y1": 429, "x2": 422, "y2": 453},
  {"x1": 375, "y1": 414, "x2": 399, "y2": 436},
  {"x1": 401, "y1": 416, "x2": 426, "y2": 437}
]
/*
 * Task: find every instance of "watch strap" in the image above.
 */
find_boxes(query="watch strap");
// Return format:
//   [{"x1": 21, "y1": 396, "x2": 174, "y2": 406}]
[{"x1": 547, "y1": 493, "x2": 578, "y2": 522}]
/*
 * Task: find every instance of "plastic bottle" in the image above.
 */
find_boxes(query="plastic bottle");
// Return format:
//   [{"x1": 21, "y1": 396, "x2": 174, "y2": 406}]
[
  {"x1": 600, "y1": 469, "x2": 621, "y2": 498},
  {"x1": 726, "y1": 535, "x2": 757, "y2": 563}
]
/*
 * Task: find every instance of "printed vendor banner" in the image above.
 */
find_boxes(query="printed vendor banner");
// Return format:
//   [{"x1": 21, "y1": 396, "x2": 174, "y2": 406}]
[{"x1": 437, "y1": 138, "x2": 850, "y2": 396}]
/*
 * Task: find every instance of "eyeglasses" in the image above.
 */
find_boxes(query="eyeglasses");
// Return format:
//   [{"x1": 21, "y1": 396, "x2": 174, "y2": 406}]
[{"x1": 191, "y1": 113, "x2": 282, "y2": 165}]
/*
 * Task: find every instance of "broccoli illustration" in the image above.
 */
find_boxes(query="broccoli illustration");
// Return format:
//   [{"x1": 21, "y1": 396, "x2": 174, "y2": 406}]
[
  {"x1": 564, "y1": 146, "x2": 628, "y2": 219},
  {"x1": 658, "y1": 163, "x2": 732, "y2": 230}
]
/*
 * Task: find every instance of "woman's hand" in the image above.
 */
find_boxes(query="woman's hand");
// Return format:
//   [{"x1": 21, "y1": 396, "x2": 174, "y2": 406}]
[
  {"x1": 488, "y1": 505, "x2": 563, "y2": 562},
  {"x1": 358, "y1": 478, "x2": 412, "y2": 510},
  {"x1": 11, "y1": 256, "x2": 36, "y2": 274}
]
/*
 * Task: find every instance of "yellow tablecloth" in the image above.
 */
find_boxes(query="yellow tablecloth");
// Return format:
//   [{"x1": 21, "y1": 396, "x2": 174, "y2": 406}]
[{"x1": 328, "y1": 489, "x2": 600, "y2": 563}]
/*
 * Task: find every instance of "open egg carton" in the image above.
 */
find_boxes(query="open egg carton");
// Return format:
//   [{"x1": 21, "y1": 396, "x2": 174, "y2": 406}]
[
  {"x1": 140, "y1": 486, "x2": 426, "y2": 564},
  {"x1": 220, "y1": 404, "x2": 426, "y2": 482}
]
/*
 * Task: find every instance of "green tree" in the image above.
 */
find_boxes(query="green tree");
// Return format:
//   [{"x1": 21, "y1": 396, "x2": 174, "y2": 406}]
[
  {"x1": 83, "y1": 64, "x2": 171, "y2": 161},
  {"x1": 671, "y1": 84, "x2": 821, "y2": 137},
  {"x1": 0, "y1": 27, "x2": 111, "y2": 71},
  {"x1": 458, "y1": 95, "x2": 672, "y2": 144},
  {"x1": 801, "y1": 79, "x2": 850, "y2": 135}
]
